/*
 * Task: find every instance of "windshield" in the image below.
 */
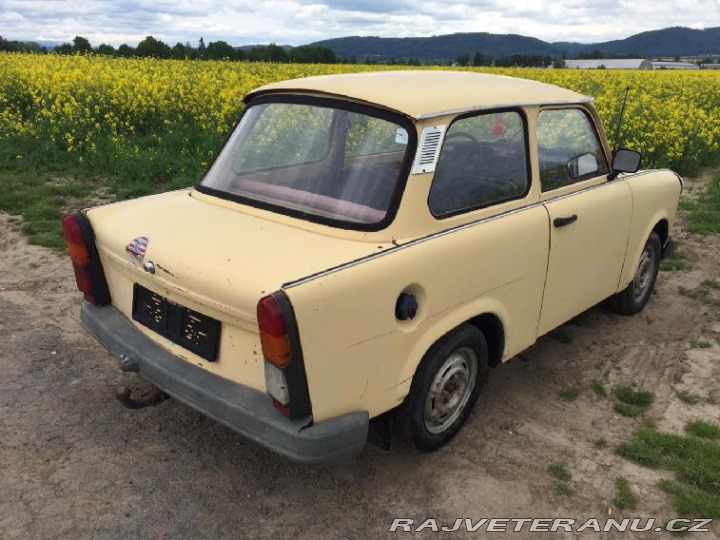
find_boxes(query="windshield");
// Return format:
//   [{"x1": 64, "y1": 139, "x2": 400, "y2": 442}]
[{"x1": 200, "y1": 100, "x2": 414, "y2": 228}]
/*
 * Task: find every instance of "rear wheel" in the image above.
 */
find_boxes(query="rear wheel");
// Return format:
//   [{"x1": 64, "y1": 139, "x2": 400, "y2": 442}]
[
  {"x1": 607, "y1": 232, "x2": 661, "y2": 315},
  {"x1": 400, "y1": 324, "x2": 488, "y2": 451}
]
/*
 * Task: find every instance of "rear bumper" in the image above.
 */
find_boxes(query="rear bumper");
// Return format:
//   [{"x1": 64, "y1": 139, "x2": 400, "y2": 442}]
[{"x1": 80, "y1": 302, "x2": 369, "y2": 465}]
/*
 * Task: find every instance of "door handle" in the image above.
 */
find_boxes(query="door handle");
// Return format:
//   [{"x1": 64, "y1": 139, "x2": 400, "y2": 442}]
[{"x1": 554, "y1": 214, "x2": 578, "y2": 227}]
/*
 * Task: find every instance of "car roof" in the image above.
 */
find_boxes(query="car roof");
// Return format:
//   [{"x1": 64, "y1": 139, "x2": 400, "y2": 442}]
[{"x1": 244, "y1": 70, "x2": 592, "y2": 119}]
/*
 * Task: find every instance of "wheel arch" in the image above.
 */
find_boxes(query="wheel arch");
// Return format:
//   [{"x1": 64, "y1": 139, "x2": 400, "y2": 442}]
[
  {"x1": 652, "y1": 218, "x2": 669, "y2": 247},
  {"x1": 618, "y1": 211, "x2": 669, "y2": 292},
  {"x1": 467, "y1": 312, "x2": 505, "y2": 368},
  {"x1": 396, "y1": 300, "x2": 508, "y2": 398}
]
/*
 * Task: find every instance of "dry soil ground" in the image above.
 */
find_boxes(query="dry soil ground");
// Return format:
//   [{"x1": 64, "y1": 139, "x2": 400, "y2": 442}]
[{"x1": 1, "y1": 171, "x2": 719, "y2": 540}]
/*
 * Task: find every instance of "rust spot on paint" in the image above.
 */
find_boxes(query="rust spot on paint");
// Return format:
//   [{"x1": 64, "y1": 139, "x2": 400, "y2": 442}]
[{"x1": 156, "y1": 263, "x2": 175, "y2": 278}]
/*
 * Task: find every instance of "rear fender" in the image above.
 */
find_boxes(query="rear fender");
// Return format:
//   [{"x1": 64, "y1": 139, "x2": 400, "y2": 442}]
[{"x1": 393, "y1": 299, "x2": 509, "y2": 400}]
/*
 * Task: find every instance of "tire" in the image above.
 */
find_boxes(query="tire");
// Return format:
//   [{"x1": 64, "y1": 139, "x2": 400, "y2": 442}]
[
  {"x1": 399, "y1": 324, "x2": 489, "y2": 451},
  {"x1": 607, "y1": 232, "x2": 661, "y2": 315}
]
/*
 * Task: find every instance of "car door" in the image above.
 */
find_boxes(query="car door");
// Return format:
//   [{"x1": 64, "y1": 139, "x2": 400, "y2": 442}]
[{"x1": 536, "y1": 107, "x2": 632, "y2": 335}]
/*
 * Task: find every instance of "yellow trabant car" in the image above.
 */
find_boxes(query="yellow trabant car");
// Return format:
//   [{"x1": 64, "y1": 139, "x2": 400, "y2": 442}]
[{"x1": 63, "y1": 71, "x2": 682, "y2": 464}]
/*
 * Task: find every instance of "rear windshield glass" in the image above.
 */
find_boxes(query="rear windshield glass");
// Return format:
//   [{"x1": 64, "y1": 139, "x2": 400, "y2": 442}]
[{"x1": 201, "y1": 101, "x2": 413, "y2": 227}]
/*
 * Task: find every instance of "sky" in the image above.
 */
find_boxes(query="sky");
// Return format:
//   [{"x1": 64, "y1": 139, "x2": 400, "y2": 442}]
[{"x1": 2, "y1": 0, "x2": 720, "y2": 47}]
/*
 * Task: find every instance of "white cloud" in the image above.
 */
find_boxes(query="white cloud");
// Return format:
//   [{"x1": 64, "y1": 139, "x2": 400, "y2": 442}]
[{"x1": 3, "y1": 0, "x2": 719, "y2": 46}]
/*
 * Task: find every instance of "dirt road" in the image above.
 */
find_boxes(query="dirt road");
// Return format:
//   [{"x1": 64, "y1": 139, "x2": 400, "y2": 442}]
[{"x1": 2, "y1": 172, "x2": 719, "y2": 539}]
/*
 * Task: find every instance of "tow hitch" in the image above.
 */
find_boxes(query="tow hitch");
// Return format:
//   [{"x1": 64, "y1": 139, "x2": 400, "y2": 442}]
[{"x1": 115, "y1": 386, "x2": 169, "y2": 409}]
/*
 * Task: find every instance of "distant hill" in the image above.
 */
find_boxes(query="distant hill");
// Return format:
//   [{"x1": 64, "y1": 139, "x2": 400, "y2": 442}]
[
  {"x1": 311, "y1": 33, "x2": 558, "y2": 62},
  {"x1": 555, "y1": 27, "x2": 720, "y2": 57},
  {"x1": 310, "y1": 26, "x2": 720, "y2": 62}
]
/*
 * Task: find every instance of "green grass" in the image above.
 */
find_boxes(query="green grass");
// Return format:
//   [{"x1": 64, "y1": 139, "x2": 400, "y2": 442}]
[
  {"x1": 613, "y1": 476, "x2": 639, "y2": 510},
  {"x1": 682, "y1": 173, "x2": 720, "y2": 235},
  {"x1": 617, "y1": 423, "x2": 720, "y2": 517},
  {"x1": 613, "y1": 385, "x2": 654, "y2": 418},
  {"x1": 555, "y1": 482, "x2": 575, "y2": 496},
  {"x1": 689, "y1": 338, "x2": 713, "y2": 349},
  {"x1": 615, "y1": 402, "x2": 643, "y2": 418},
  {"x1": 660, "y1": 480, "x2": 720, "y2": 518},
  {"x1": 660, "y1": 251, "x2": 692, "y2": 272},
  {"x1": 559, "y1": 387, "x2": 580, "y2": 401},
  {"x1": 679, "y1": 281, "x2": 720, "y2": 303},
  {"x1": 675, "y1": 388, "x2": 703, "y2": 405},
  {"x1": 547, "y1": 461, "x2": 574, "y2": 496},
  {"x1": 685, "y1": 420, "x2": 720, "y2": 440},
  {"x1": 589, "y1": 379, "x2": 607, "y2": 397},
  {"x1": 593, "y1": 437, "x2": 608, "y2": 449},
  {"x1": 678, "y1": 280, "x2": 720, "y2": 321},
  {"x1": 548, "y1": 461, "x2": 572, "y2": 482},
  {"x1": 615, "y1": 385, "x2": 654, "y2": 407}
]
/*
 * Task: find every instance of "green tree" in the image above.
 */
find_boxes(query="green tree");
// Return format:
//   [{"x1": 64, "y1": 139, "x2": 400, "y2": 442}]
[
  {"x1": 55, "y1": 43, "x2": 73, "y2": 54},
  {"x1": 456, "y1": 53, "x2": 471, "y2": 66},
  {"x1": 288, "y1": 45, "x2": 336, "y2": 64},
  {"x1": 171, "y1": 42, "x2": 188, "y2": 59},
  {"x1": 136, "y1": 35, "x2": 171, "y2": 58},
  {"x1": 72, "y1": 35, "x2": 92, "y2": 54},
  {"x1": 206, "y1": 40, "x2": 236, "y2": 60},
  {"x1": 96, "y1": 43, "x2": 115, "y2": 56},
  {"x1": 117, "y1": 43, "x2": 134, "y2": 57}
]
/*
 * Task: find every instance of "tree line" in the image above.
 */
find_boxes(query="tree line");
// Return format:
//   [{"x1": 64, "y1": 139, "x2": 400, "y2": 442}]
[
  {"x1": 0, "y1": 35, "x2": 341, "y2": 64},
  {"x1": 455, "y1": 52, "x2": 565, "y2": 68}
]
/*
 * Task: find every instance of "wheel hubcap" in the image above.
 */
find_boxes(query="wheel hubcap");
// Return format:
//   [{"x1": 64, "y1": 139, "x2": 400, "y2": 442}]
[
  {"x1": 424, "y1": 347, "x2": 478, "y2": 434},
  {"x1": 632, "y1": 248, "x2": 654, "y2": 303}
]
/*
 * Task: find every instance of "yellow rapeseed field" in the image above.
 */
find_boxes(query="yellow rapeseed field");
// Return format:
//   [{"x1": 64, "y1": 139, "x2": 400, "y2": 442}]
[{"x1": 1, "y1": 52, "x2": 719, "y2": 178}]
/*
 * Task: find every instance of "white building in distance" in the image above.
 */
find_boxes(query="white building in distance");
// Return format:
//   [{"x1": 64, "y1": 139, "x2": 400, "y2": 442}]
[
  {"x1": 650, "y1": 61, "x2": 699, "y2": 70},
  {"x1": 563, "y1": 58, "x2": 701, "y2": 70},
  {"x1": 564, "y1": 59, "x2": 652, "y2": 69}
]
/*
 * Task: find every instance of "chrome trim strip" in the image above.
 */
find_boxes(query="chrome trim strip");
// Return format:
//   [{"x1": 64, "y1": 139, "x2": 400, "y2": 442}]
[
  {"x1": 283, "y1": 171, "x2": 657, "y2": 290},
  {"x1": 416, "y1": 97, "x2": 594, "y2": 120}
]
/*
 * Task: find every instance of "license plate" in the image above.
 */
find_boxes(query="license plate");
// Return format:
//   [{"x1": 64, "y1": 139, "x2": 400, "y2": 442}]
[{"x1": 132, "y1": 284, "x2": 221, "y2": 362}]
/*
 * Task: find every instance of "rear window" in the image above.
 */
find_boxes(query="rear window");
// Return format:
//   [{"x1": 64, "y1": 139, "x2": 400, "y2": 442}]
[{"x1": 200, "y1": 101, "x2": 414, "y2": 228}]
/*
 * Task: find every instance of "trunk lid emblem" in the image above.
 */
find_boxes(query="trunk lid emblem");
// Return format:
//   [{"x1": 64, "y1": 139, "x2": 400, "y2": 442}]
[{"x1": 126, "y1": 236, "x2": 149, "y2": 261}]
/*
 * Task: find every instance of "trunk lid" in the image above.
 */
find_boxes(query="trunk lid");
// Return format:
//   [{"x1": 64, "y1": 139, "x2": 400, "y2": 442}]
[{"x1": 88, "y1": 189, "x2": 391, "y2": 324}]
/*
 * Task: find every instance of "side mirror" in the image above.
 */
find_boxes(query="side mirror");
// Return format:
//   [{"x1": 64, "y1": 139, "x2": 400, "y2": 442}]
[
  {"x1": 567, "y1": 152, "x2": 599, "y2": 179},
  {"x1": 611, "y1": 148, "x2": 641, "y2": 175}
]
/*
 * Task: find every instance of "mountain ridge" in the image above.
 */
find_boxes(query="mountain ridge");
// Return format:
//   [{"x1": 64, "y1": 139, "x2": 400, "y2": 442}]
[{"x1": 309, "y1": 26, "x2": 720, "y2": 62}]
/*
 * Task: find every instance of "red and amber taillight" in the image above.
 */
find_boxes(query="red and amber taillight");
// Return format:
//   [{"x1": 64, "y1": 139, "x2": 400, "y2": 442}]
[
  {"x1": 61, "y1": 213, "x2": 110, "y2": 305},
  {"x1": 257, "y1": 292, "x2": 311, "y2": 419},
  {"x1": 257, "y1": 294, "x2": 292, "y2": 368}
]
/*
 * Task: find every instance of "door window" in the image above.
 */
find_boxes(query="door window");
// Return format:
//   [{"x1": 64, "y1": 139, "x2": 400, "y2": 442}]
[
  {"x1": 428, "y1": 110, "x2": 528, "y2": 217},
  {"x1": 537, "y1": 109, "x2": 609, "y2": 191}
]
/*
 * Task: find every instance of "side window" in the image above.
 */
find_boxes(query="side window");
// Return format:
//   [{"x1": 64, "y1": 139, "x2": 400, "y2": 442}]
[
  {"x1": 428, "y1": 111, "x2": 528, "y2": 217},
  {"x1": 537, "y1": 108, "x2": 609, "y2": 191}
]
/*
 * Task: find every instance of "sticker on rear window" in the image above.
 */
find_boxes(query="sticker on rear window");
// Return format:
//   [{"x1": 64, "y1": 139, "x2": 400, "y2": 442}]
[{"x1": 395, "y1": 128, "x2": 408, "y2": 145}]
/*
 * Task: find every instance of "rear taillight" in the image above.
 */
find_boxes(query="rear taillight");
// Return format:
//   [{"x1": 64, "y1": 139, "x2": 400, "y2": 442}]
[
  {"x1": 257, "y1": 295, "x2": 292, "y2": 368},
  {"x1": 257, "y1": 293, "x2": 311, "y2": 419},
  {"x1": 61, "y1": 213, "x2": 110, "y2": 305}
]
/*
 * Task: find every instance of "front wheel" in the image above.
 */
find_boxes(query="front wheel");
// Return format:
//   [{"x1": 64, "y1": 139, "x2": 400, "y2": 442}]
[
  {"x1": 607, "y1": 232, "x2": 661, "y2": 315},
  {"x1": 400, "y1": 324, "x2": 488, "y2": 451}
]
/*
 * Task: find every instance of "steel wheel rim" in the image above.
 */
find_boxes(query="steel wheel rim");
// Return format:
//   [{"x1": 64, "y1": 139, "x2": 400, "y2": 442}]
[
  {"x1": 633, "y1": 248, "x2": 654, "y2": 303},
  {"x1": 424, "y1": 347, "x2": 478, "y2": 434}
]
